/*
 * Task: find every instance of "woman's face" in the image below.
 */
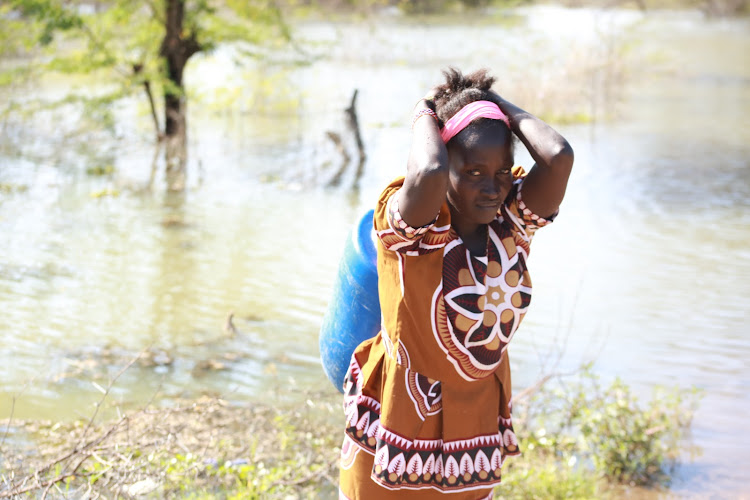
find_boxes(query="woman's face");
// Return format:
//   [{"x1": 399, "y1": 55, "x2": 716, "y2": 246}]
[{"x1": 446, "y1": 122, "x2": 514, "y2": 229}]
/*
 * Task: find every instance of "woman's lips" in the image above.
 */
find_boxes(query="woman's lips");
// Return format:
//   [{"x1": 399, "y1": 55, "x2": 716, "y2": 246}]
[{"x1": 477, "y1": 200, "x2": 501, "y2": 209}]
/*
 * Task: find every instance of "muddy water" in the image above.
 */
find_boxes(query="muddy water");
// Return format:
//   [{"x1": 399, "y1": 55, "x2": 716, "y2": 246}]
[{"x1": 1, "y1": 7, "x2": 748, "y2": 497}]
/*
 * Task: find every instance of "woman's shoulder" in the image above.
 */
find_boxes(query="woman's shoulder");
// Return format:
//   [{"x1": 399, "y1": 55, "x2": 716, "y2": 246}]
[
  {"x1": 374, "y1": 177, "x2": 453, "y2": 257},
  {"x1": 501, "y1": 166, "x2": 557, "y2": 239}
]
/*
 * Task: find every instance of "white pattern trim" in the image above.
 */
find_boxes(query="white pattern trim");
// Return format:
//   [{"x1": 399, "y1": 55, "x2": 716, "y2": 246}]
[
  {"x1": 404, "y1": 367, "x2": 427, "y2": 422},
  {"x1": 381, "y1": 236, "x2": 417, "y2": 251},
  {"x1": 444, "y1": 238, "x2": 462, "y2": 254},
  {"x1": 378, "y1": 426, "x2": 414, "y2": 450},
  {"x1": 381, "y1": 326, "x2": 394, "y2": 359},
  {"x1": 503, "y1": 204, "x2": 530, "y2": 241},
  {"x1": 370, "y1": 479, "x2": 501, "y2": 494},
  {"x1": 384, "y1": 195, "x2": 413, "y2": 243},
  {"x1": 346, "y1": 357, "x2": 362, "y2": 391},
  {"x1": 516, "y1": 177, "x2": 557, "y2": 226},
  {"x1": 374, "y1": 427, "x2": 510, "y2": 455},
  {"x1": 397, "y1": 252, "x2": 405, "y2": 297},
  {"x1": 385, "y1": 194, "x2": 439, "y2": 242},
  {"x1": 340, "y1": 435, "x2": 362, "y2": 471},
  {"x1": 346, "y1": 435, "x2": 377, "y2": 457},
  {"x1": 443, "y1": 433, "x2": 503, "y2": 452},
  {"x1": 396, "y1": 339, "x2": 411, "y2": 367},
  {"x1": 356, "y1": 395, "x2": 381, "y2": 412},
  {"x1": 420, "y1": 241, "x2": 447, "y2": 250},
  {"x1": 413, "y1": 438, "x2": 444, "y2": 451}
]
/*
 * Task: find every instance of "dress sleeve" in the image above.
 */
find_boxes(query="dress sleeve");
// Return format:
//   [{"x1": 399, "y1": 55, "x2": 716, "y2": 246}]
[
  {"x1": 373, "y1": 177, "x2": 453, "y2": 256},
  {"x1": 501, "y1": 166, "x2": 558, "y2": 241}
]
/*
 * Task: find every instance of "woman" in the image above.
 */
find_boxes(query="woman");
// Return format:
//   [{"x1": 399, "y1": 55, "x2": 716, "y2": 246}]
[{"x1": 339, "y1": 68, "x2": 574, "y2": 499}]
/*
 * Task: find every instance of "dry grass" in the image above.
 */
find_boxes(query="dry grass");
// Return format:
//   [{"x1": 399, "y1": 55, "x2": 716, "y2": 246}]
[{"x1": 0, "y1": 393, "x2": 342, "y2": 499}]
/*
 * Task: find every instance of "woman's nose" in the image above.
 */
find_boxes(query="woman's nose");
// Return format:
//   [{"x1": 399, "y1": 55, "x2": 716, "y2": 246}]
[{"x1": 480, "y1": 176, "x2": 502, "y2": 197}]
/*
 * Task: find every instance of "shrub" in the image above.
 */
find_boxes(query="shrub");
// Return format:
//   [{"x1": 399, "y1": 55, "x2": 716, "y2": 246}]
[{"x1": 509, "y1": 366, "x2": 701, "y2": 490}]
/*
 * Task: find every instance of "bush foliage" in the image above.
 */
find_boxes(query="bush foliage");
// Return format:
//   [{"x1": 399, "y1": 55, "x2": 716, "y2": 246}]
[{"x1": 502, "y1": 366, "x2": 701, "y2": 498}]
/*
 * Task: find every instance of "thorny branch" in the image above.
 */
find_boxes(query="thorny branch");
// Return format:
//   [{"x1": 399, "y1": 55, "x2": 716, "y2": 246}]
[
  {"x1": 0, "y1": 372, "x2": 341, "y2": 499},
  {"x1": 0, "y1": 350, "x2": 144, "y2": 499}
]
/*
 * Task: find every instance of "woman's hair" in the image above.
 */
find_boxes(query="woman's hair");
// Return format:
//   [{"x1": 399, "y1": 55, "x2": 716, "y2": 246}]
[
  {"x1": 431, "y1": 67, "x2": 514, "y2": 155},
  {"x1": 432, "y1": 68, "x2": 501, "y2": 125}
]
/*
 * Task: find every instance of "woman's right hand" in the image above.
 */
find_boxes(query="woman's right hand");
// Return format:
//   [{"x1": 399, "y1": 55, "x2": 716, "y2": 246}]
[{"x1": 416, "y1": 86, "x2": 442, "y2": 111}]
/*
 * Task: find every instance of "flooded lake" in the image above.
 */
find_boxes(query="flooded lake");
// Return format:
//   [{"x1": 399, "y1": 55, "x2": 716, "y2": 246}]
[{"x1": 1, "y1": 6, "x2": 749, "y2": 497}]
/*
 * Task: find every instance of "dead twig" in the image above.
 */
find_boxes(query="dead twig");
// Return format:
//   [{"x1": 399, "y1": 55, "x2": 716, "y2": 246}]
[
  {"x1": 512, "y1": 374, "x2": 556, "y2": 404},
  {"x1": 1, "y1": 385, "x2": 341, "y2": 498},
  {"x1": 325, "y1": 89, "x2": 366, "y2": 188},
  {"x1": 0, "y1": 395, "x2": 15, "y2": 453},
  {"x1": 344, "y1": 89, "x2": 367, "y2": 188},
  {"x1": 512, "y1": 367, "x2": 584, "y2": 405},
  {"x1": 325, "y1": 131, "x2": 350, "y2": 187},
  {"x1": 223, "y1": 311, "x2": 238, "y2": 337},
  {"x1": 77, "y1": 350, "x2": 143, "y2": 451},
  {"x1": 1, "y1": 379, "x2": 33, "y2": 454},
  {"x1": 1, "y1": 352, "x2": 144, "y2": 497}
]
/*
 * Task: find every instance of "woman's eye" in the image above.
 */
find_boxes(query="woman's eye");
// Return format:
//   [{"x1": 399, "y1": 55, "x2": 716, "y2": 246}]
[
  {"x1": 469, "y1": 169, "x2": 481, "y2": 176},
  {"x1": 498, "y1": 168, "x2": 511, "y2": 175}
]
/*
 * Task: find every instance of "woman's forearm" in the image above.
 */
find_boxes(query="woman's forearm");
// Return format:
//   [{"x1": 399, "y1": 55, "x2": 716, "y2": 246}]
[
  {"x1": 496, "y1": 98, "x2": 574, "y2": 172},
  {"x1": 398, "y1": 100, "x2": 450, "y2": 228},
  {"x1": 495, "y1": 96, "x2": 574, "y2": 217}
]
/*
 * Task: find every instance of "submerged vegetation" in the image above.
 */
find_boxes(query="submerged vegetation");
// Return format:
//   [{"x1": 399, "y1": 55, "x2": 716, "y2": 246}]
[{"x1": 0, "y1": 364, "x2": 699, "y2": 498}]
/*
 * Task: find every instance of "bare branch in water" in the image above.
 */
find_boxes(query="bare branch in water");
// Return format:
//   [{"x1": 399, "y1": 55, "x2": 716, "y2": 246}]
[
  {"x1": 326, "y1": 89, "x2": 366, "y2": 189},
  {"x1": 345, "y1": 89, "x2": 367, "y2": 188},
  {"x1": 325, "y1": 131, "x2": 350, "y2": 187}
]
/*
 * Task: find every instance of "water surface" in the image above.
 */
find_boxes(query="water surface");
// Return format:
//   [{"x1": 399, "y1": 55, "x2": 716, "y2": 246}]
[{"x1": 1, "y1": 7, "x2": 749, "y2": 497}]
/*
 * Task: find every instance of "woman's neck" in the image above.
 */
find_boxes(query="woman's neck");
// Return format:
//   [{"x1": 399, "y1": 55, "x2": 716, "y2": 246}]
[{"x1": 449, "y1": 207, "x2": 487, "y2": 256}]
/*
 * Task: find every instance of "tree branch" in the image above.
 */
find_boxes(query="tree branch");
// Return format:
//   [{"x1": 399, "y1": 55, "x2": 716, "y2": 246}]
[
  {"x1": 133, "y1": 63, "x2": 163, "y2": 141},
  {"x1": 344, "y1": 89, "x2": 366, "y2": 187}
]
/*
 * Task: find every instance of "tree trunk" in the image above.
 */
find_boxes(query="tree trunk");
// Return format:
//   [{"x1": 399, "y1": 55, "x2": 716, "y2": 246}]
[
  {"x1": 164, "y1": 94, "x2": 187, "y2": 191},
  {"x1": 160, "y1": 0, "x2": 200, "y2": 191}
]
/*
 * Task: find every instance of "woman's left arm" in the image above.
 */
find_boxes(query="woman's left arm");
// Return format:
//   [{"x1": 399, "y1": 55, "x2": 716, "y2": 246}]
[{"x1": 494, "y1": 95, "x2": 574, "y2": 219}]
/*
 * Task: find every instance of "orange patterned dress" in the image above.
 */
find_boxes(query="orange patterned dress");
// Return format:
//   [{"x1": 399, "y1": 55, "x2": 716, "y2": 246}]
[{"x1": 339, "y1": 168, "x2": 555, "y2": 499}]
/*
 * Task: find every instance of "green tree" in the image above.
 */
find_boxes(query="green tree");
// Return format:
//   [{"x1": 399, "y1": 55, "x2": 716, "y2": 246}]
[{"x1": 2, "y1": 0, "x2": 292, "y2": 190}]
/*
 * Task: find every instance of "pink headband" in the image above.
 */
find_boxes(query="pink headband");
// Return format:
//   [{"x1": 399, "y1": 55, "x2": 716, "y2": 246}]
[{"x1": 440, "y1": 100, "x2": 510, "y2": 144}]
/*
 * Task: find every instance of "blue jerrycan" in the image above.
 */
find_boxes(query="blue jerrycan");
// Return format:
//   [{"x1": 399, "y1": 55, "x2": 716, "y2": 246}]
[{"x1": 319, "y1": 209, "x2": 381, "y2": 392}]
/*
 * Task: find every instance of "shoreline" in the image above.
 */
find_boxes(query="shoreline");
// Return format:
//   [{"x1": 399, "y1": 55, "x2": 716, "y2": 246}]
[{"x1": 1, "y1": 372, "x2": 698, "y2": 498}]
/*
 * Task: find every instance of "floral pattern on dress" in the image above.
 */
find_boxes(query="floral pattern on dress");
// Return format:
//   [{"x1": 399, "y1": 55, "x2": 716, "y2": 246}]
[{"x1": 432, "y1": 217, "x2": 533, "y2": 381}]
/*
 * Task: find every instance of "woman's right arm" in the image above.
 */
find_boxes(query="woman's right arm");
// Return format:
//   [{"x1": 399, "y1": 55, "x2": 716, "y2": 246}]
[{"x1": 395, "y1": 99, "x2": 450, "y2": 228}]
